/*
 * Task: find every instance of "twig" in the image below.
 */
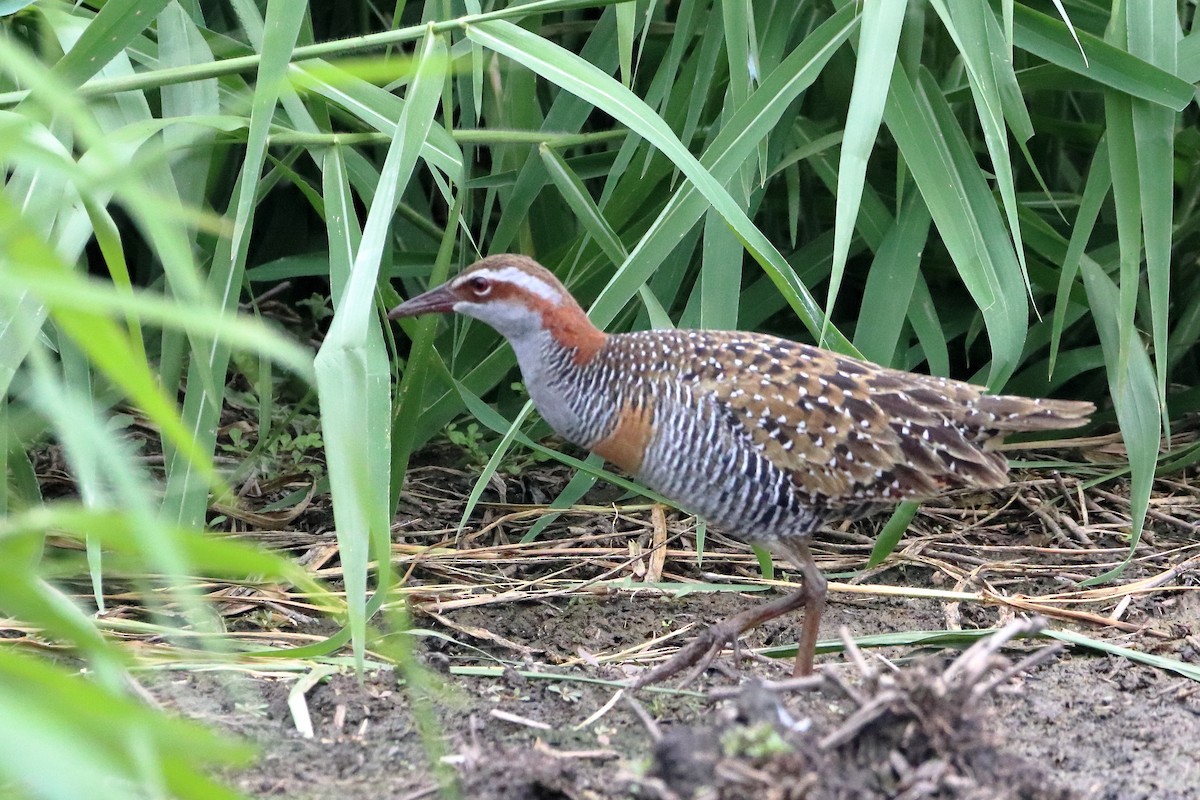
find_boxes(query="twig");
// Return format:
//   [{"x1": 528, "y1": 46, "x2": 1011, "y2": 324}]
[
  {"x1": 622, "y1": 691, "x2": 662, "y2": 741},
  {"x1": 489, "y1": 708, "x2": 552, "y2": 730}
]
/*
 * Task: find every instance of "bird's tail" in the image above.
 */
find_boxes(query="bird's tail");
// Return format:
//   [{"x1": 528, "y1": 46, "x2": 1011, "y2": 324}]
[{"x1": 978, "y1": 396, "x2": 1095, "y2": 432}]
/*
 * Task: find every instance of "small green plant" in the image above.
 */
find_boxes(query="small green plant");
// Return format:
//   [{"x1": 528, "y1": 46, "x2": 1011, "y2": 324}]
[
  {"x1": 444, "y1": 421, "x2": 492, "y2": 466},
  {"x1": 546, "y1": 683, "x2": 583, "y2": 704},
  {"x1": 295, "y1": 293, "x2": 334, "y2": 326},
  {"x1": 721, "y1": 722, "x2": 793, "y2": 760},
  {"x1": 217, "y1": 407, "x2": 326, "y2": 480},
  {"x1": 443, "y1": 417, "x2": 554, "y2": 475}
]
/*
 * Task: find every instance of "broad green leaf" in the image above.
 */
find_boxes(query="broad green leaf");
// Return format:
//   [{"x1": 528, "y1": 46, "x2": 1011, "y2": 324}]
[
  {"x1": 1079, "y1": 260, "x2": 1159, "y2": 582},
  {"x1": 698, "y1": 209, "x2": 742, "y2": 330},
  {"x1": 907, "y1": 275, "x2": 950, "y2": 377},
  {"x1": 933, "y1": 1, "x2": 1029, "y2": 291},
  {"x1": 854, "y1": 193, "x2": 931, "y2": 367}
]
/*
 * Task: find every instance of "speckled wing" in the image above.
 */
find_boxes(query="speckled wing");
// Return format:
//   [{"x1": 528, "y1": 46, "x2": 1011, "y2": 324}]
[{"x1": 681, "y1": 331, "x2": 1017, "y2": 507}]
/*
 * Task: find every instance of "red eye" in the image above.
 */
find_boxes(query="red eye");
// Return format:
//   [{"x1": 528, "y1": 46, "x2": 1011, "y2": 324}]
[{"x1": 467, "y1": 276, "x2": 491, "y2": 296}]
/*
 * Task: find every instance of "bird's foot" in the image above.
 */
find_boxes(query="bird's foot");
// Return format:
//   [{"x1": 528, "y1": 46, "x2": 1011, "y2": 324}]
[
  {"x1": 627, "y1": 587, "x2": 817, "y2": 690},
  {"x1": 628, "y1": 617, "x2": 747, "y2": 691}
]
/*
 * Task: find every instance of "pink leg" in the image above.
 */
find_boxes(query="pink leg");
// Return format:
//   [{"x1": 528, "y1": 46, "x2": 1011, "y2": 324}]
[{"x1": 629, "y1": 538, "x2": 826, "y2": 688}]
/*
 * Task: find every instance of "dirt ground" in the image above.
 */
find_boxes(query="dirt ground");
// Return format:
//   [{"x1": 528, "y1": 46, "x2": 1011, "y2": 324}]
[
  {"x1": 153, "y1": 590, "x2": 1200, "y2": 800},
  {"x1": 140, "y1": 455, "x2": 1200, "y2": 800}
]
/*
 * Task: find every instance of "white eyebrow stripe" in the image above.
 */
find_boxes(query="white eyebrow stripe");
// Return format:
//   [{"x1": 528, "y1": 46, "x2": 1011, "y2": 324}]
[{"x1": 458, "y1": 267, "x2": 563, "y2": 303}]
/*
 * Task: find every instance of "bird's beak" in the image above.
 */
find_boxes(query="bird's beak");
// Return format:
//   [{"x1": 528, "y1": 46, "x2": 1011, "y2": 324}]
[{"x1": 387, "y1": 283, "x2": 458, "y2": 319}]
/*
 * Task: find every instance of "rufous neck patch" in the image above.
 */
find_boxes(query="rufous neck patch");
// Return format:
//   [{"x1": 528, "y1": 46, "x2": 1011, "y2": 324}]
[{"x1": 541, "y1": 303, "x2": 607, "y2": 365}]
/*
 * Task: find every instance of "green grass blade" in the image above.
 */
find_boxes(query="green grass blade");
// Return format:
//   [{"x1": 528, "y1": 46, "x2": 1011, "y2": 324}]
[
  {"x1": 1101, "y1": 20, "x2": 1144, "y2": 429},
  {"x1": 157, "y1": 0, "x2": 219, "y2": 215},
  {"x1": 1126, "y1": 1, "x2": 1177, "y2": 432},
  {"x1": 853, "y1": 193, "x2": 931, "y2": 367},
  {"x1": 467, "y1": 12, "x2": 858, "y2": 347},
  {"x1": 1050, "y1": 137, "x2": 1110, "y2": 378},
  {"x1": 290, "y1": 65, "x2": 464, "y2": 180},
  {"x1": 455, "y1": 381, "x2": 668, "y2": 504},
  {"x1": 883, "y1": 66, "x2": 1026, "y2": 388},
  {"x1": 0, "y1": 647, "x2": 252, "y2": 800},
  {"x1": 0, "y1": 262, "x2": 313, "y2": 378},
  {"x1": 0, "y1": 202, "x2": 224, "y2": 498},
  {"x1": 1013, "y1": 3, "x2": 1193, "y2": 111},
  {"x1": 455, "y1": 402, "x2": 536, "y2": 537},
  {"x1": 322, "y1": 146, "x2": 361, "y2": 307},
  {"x1": 698, "y1": 210, "x2": 743, "y2": 330},
  {"x1": 317, "y1": 29, "x2": 447, "y2": 672},
  {"x1": 933, "y1": 2, "x2": 1028, "y2": 288},
  {"x1": 1045, "y1": 628, "x2": 1200, "y2": 682},
  {"x1": 162, "y1": 0, "x2": 308, "y2": 528},
  {"x1": 538, "y1": 143, "x2": 628, "y2": 265},
  {"x1": 827, "y1": 0, "x2": 904, "y2": 343},
  {"x1": 907, "y1": 275, "x2": 950, "y2": 376},
  {"x1": 488, "y1": 15, "x2": 619, "y2": 253},
  {"x1": 616, "y1": 0, "x2": 634, "y2": 87},
  {"x1": 1079, "y1": 261, "x2": 1159, "y2": 583},
  {"x1": 50, "y1": 0, "x2": 170, "y2": 88},
  {"x1": 589, "y1": 8, "x2": 860, "y2": 346},
  {"x1": 522, "y1": 454, "x2": 605, "y2": 543},
  {"x1": 867, "y1": 501, "x2": 920, "y2": 568}
]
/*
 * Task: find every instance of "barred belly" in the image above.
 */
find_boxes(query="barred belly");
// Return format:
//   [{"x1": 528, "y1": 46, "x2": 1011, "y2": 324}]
[{"x1": 636, "y1": 389, "x2": 820, "y2": 543}]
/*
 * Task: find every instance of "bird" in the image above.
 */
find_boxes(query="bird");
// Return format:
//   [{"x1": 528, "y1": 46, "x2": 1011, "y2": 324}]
[{"x1": 388, "y1": 254, "x2": 1094, "y2": 685}]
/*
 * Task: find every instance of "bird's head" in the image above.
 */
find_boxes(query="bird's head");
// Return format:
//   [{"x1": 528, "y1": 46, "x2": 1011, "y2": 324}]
[{"x1": 388, "y1": 254, "x2": 606, "y2": 360}]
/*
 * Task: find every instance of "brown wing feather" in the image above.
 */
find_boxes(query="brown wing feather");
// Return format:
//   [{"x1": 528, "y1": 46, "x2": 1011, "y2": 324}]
[{"x1": 686, "y1": 331, "x2": 1091, "y2": 505}]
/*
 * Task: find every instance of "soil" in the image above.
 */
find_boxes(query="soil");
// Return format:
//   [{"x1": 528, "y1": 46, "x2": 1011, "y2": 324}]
[
  {"x1": 140, "y1": 458, "x2": 1200, "y2": 800},
  {"x1": 151, "y1": 592, "x2": 1200, "y2": 800}
]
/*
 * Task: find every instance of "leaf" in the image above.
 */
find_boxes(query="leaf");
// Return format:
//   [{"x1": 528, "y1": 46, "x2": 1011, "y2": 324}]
[
  {"x1": 827, "y1": 0, "x2": 905, "y2": 343},
  {"x1": 466, "y1": 10, "x2": 859, "y2": 349},
  {"x1": 1126, "y1": 1, "x2": 1177, "y2": 431},
  {"x1": 1013, "y1": 3, "x2": 1193, "y2": 111},
  {"x1": 853, "y1": 194, "x2": 932, "y2": 367},
  {"x1": 883, "y1": 66, "x2": 1027, "y2": 388},
  {"x1": 316, "y1": 29, "x2": 447, "y2": 672},
  {"x1": 52, "y1": 0, "x2": 171, "y2": 88},
  {"x1": 867, "y1": 501, "x2": 920, "y2": 568},
  {"x1": 162, "y1": 0, "x2": 308, "y2": 529},
  {"x1": 1079, "y1": 261, "x2": 1159, "y2": 583}
]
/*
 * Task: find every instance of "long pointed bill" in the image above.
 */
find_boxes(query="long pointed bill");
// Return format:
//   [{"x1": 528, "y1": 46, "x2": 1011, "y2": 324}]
[{"x1": 387, "y1": 283, "x2": 458, "y2": 319}]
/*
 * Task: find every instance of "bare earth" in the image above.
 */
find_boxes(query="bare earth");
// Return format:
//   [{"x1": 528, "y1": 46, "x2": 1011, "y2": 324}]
[{"x1": 146, "y1": 458, "x2": 1200, "y2": 800}]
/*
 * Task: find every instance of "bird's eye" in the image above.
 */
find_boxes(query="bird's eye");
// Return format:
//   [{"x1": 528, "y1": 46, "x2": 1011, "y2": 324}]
[{"x1": 466, "y1": 276, "x2": 491, "y2": 297}]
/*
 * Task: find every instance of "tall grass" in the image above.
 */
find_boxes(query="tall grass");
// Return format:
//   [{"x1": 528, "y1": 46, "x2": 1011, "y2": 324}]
[{"x1": 1, "y1": 0, "x2": 1197, "y2": 796}]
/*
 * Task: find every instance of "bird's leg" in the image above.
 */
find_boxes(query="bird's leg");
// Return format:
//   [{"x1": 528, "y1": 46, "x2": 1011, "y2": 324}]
[
  {"x1": 628, "y1": 588, "x2": 813, "y2": 690},
  {"x1": 781, "y1": 539, "x2": 827, "y2": 677},
  {"x1": 627, "y1": 536, "x2": 827, "y2": 690}
]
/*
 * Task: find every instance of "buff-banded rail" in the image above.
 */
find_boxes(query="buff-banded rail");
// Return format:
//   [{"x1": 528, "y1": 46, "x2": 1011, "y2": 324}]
[{"x1": 388, "y1": 254, "x2": 1094, "y2": 686}]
